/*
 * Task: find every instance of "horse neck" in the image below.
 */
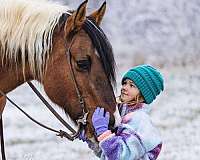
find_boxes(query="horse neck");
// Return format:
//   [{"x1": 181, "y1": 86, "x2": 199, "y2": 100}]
[{"x1": 0, "y1": 62, "x2": 34, "y2": 94}]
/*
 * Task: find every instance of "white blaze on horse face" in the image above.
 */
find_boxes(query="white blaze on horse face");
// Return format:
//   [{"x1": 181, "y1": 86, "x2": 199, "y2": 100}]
[{"x1": 113, "y1": 105, "x2": 122, "y2": 127}]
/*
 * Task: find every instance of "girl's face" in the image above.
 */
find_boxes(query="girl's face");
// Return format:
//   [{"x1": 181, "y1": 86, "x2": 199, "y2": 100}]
[{"x1": 120, "y1": 79, "x2": 140, "y2": 103}]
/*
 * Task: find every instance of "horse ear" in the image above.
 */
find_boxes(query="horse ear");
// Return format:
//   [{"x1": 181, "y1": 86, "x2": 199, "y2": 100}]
[
  {"x1": 65, "y1": 0, "x2": 88, "y2": 37},
  {"x1": 88, "y1": 1, "x2": 106, "y2": 26}
]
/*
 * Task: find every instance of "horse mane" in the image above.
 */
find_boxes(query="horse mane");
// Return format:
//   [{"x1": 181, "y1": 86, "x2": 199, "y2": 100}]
[
  {"x1": 83, "y1": 19, "x2": 116, "y2": 86},
  {"x1": 0, "y1": 0, "x2": 69, "y2": 79}
]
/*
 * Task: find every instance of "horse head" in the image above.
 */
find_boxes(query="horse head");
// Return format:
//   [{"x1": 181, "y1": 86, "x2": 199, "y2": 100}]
[{"x1": 42, "y1": 1, "x2": 117, "y2": 139}]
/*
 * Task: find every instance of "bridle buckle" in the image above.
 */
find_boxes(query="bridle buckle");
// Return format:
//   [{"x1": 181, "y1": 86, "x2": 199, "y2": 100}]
[{"x1": 77, "y1": 111, "x2": 89, "y2": 125}]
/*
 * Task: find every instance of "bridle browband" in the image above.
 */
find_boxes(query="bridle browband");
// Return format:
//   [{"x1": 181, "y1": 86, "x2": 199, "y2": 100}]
[{"x1": 0, "y1": 25, "x2": 90, "y2": 160}]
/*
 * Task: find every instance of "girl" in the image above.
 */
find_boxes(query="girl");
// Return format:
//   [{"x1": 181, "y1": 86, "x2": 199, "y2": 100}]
[{"x1": 81, "y1": 64, "x2": 164, "y2": 160}]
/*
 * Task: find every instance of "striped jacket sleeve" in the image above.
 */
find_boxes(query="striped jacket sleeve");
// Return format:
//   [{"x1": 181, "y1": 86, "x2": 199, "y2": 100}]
[{"x1": 97, "y1": 110, "x2": 162, "y2": 160}]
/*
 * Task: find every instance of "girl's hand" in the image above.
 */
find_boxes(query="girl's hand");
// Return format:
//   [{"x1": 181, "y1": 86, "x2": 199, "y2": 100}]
[{"x1": 92, "y1": 107, "x2": 110, "y2": 136}]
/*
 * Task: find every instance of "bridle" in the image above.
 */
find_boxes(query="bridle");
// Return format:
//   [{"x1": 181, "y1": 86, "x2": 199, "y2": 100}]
[
  {"x1": 64, "y1": 33, "x2": 90, "y2": 137},
  {"x1": 0, "y1": 30, "x2": 90, "y2": 160}
]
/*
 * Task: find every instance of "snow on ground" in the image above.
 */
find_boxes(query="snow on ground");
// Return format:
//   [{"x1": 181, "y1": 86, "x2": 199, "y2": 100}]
[{"x1": 2, "y1": 62, "x2": 200, "y2": 160}]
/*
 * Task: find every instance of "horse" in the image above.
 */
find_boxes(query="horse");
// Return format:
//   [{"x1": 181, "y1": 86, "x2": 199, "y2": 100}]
[{"x1": 0, "y1": 0, "x2": 118, "y2": 156}]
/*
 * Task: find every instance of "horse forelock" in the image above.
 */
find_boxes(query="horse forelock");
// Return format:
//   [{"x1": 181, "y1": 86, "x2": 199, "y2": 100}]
[{"x1": 0, "y1": 0, "x2": 70, "y2": 80}]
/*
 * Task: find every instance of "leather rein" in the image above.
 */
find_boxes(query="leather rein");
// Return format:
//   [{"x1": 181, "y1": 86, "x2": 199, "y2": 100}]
[{"x1": 0, "y1": 35, "x2": 89, "y2": 160}]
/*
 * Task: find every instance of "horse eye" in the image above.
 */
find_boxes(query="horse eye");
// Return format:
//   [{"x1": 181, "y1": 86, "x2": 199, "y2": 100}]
[{"x1": 76, "y1": 59, "x2": 91, "y2": 71}]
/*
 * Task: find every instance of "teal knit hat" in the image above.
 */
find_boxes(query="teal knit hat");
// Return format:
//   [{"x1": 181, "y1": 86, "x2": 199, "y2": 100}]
[{"x1": 122, "y1": 65, "x2": 164, "y2": 104}]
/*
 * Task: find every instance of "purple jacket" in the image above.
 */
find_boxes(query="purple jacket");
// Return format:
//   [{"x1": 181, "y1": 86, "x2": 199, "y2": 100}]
[{"x1": 89, "y1": 103, "x2": 162, "y2": 160}]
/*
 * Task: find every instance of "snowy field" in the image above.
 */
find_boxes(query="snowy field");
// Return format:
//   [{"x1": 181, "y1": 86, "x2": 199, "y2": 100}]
[{"x1": 2, "y1": 60, "x2": 199, "y2": 160}]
